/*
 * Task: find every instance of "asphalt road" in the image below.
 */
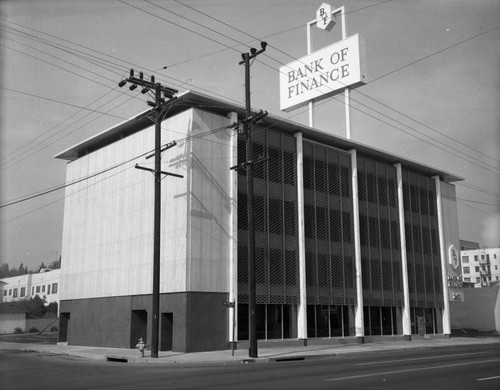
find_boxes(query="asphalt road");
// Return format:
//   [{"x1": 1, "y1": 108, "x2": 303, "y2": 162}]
[{"x1": 2, "y1": 344, "x2": 500, "y2": 389}]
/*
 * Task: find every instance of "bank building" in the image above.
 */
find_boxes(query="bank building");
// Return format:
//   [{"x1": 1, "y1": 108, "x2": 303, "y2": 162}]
[{"x1": 55, "y1": 89, "x2": 461, "y2": 352}]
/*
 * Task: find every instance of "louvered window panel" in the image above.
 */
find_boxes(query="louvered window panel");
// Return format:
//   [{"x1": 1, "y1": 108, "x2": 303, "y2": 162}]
[
  {"x1": 357, "y1": 156, "x2": 404, "y2": 307},
  {"x1": 402, "y1": 170, "x2": 444, "y2": 309},
  {"x1": 238, "y1": 129, "x2": 299, "y2": 305},
  {"x1": 303, "y1": 141, "x2": 356, "y2": 306}
]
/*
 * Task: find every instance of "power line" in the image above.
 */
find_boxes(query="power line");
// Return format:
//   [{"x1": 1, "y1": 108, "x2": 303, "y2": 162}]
[
  {"x1": 0, "y1": 87, "x2": 128, "y2": 120},
  {"x1": 0, "y1": 25, "x2": 154, "y2": 98},
  {"x1": 456, "y1": 197, "x2": 500, "y2": 207},
  {"x1": 1, "y1": 15, "x2": 244, "y2": 80},
  {"x1": 0, "y1": 17, "x2": 247, "y2": 162},
  {"x1": 261, "y1": 28, "x2": 500, "y2": 171},
  {"x1": 173, "y1": 0, "x2": 395, "y2": 43},
  {"x1": 145, "y1": 0, "x2": 249, "y2": 51},
  {"x1": 4, "y1": 6, "x2": 498, "y2": 182},
  {"x1": 0, "y1": 18, "x2": 138, "y2": 74},
  {"x1": 0, "y1": 164, "x2": 135, "y2": 226},
  {"x1": 0, "y1": 23, "x2": 165, "y2": 169},
  {"x1": 2, "y1": 32, "x2": 144, "y2": 165},
  {"x1": 0, "y1": 152, "x2": 141, "y2": 209},
  {"x1": 458, "y1": 182, "x2": 500, "y2": 198},
  {"x1": 370, "y1": 24, "x2": 500, "y2": 83},
  {"x1": 116, "y1": 0, "x2": 243, "y2": 54},
  {"x1": 0, "y1": 42, "x2": 118, "y2": 95},
  {"x1": 149, "y1": 1, "x2": 500, "y2": 174},
  {"x1": 352, "y1": 24, "x2": 500, "y2": 165},
  {"x1": 457, "y1": 200, "x2": 500, "y2": 220},
  {"x1": 0, "y1": 121, "x2": 235, "y2": 209},
  {"x1": 1, "y1": 34, "x2": 120, "y2": 84},
  {"x1": 0, "y1": 89, "x2": 124, "y2": 166},
  {"x1": 2, "y1": 2, "x2": 496, "y2": 185},
  {"x1": 0, "y1": 93, "x2": 138, "y2": 172},
  {"x1": 0, "y1": 88, "x2": 117, "y2": 165}
]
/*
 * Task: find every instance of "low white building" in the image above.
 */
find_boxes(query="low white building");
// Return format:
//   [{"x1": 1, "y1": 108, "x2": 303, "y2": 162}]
[
  {"x1": 0, "y1": 269, "x2": 61, "y2": 305},
  {"x1": 461, "y1": 247, "x2": 500, "y2": 287}
]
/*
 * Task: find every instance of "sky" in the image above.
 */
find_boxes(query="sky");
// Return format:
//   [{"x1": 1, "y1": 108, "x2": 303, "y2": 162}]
[{"x1": 1, "y1": 0, "x2": 499, "y2": 271}]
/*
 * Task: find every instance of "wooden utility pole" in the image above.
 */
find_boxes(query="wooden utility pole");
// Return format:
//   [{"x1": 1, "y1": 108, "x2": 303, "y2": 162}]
[
  {"x1": 238, "y1": 42, "x2": 267, "y2": 358},
  {"x1": 119, "y1": 70, "x2": 181, "y2": 358}
]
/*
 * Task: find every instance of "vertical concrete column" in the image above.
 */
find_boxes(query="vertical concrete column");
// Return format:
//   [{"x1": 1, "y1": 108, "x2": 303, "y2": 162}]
[
  {"x1": 394, "y1": 163, "x2": 411, "y2": 337},
  {"x1": 228, "y1": 112, "x2": 238, "y2": 344},
  {"x1": 433, "y1": 175, "x2": 451, "y2": 335},
  {"x1": 348, "y1": 306, "x2": 356, "y2": 335},
  {"x1": 295, "y1": 132, "x2": 308, "y2": 340},
  {"x1": 349, "y1": 149, "x2": 364, "y2": 338},
  {"x1": 27, "y1": 273, "x2": 33, "y2": 299}
]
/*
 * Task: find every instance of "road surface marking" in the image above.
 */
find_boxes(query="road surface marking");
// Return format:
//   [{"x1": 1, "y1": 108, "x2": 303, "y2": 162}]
[
  {"x1": 477, "y1": 376, "x2": 500, "y2": 381},
  {"x1": 325, "y1": 358, "x2": 500, "y2": 382},
  {"x1": 356, "y1": 352, "x2": 489, "y2": 366}
]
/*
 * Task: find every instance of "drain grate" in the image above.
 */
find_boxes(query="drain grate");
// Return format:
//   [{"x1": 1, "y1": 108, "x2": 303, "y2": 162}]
[
  {"x1": 106, "y1": 356, "x2": 128, "y2": 363},
  {"x1": 274, "y1": 356, "x2": 305, "y2": 362}
]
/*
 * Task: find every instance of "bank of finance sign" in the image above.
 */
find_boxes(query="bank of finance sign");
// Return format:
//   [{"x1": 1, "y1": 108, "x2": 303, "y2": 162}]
[{"x1": 279, "y1": 34, "x2": 367, "y2": 112}]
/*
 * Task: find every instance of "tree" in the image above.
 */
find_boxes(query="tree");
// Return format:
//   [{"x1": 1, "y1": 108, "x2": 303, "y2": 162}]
[
  {"x1": 24, "y1": 296, "x2": 47, "y2": 318},
  {"x1": 37, "y1": 262, "x2": 47, "y2": 272},
  {"x1": 18, "y1": 263, "x2": 27, "y2": 275},
  {"x1": 0, "y1": 262, "x2": 36, "y2": 278},
  {"x1": 48, "y1": 256, "x2": 61, "y2": 270},
  {"x1": 0, "y1": 296, "x2": 48, "y2": 318},
  {"x1": 0, "y1": 263, "x2": 11, "y2": 278},
  {"x1": 46, "y1": 302, "x2": 58, "y2": 317}
]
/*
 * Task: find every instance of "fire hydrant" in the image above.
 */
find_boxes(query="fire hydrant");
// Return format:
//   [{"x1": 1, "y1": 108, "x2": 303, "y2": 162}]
[{"x1": 136, "y1": 337, "x2": 146, "y2": 357}]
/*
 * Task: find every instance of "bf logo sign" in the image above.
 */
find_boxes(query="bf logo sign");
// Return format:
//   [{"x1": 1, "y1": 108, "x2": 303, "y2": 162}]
[{"x1": 316, "y1": 3, "x2": 336, "y2": 31}]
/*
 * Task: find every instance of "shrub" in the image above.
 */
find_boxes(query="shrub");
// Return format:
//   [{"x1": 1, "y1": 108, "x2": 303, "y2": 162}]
[
  {"x1": 14, "y1": 327, "x2": 24, "y2": 334},
  {"x1": 50, "y1": 326, "x2": 58, "y2": 332},
  {"x1": 28, "y1": 327, "x2": 39, "y2": 333},
  {"x1": 46, "y1": 302, "x2": 58, "y2": 316}
]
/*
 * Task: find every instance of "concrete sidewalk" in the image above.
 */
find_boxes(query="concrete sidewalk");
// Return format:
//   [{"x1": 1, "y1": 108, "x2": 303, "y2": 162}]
[{"x1": 1, "y1": 336, "x2": 499, "y2": 365}]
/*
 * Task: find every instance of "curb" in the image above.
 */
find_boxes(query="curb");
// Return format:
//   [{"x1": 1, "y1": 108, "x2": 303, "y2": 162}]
[{"x1": 2, "y1": 337, "x2": 499, "y2": 366}]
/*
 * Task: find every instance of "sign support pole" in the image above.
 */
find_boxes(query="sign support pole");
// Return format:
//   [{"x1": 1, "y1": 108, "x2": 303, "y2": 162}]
[
  {"x1": 306, "y1": 5, "x2": 351, "y2": 139},
  {"x1": 339, "y1": 7, "x2": 352, "y2": 139},
  {"x1": 306, "y1": 20, "x2": 315, "y2": 128}
]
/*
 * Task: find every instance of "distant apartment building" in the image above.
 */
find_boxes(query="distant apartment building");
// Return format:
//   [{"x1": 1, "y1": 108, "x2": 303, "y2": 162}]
[
  {"x1": 0, "y1": 269, "x2": 60, "y2": 305},
  {"x1": 460, "y1": 247, "x2": 500, "y2": 287}
]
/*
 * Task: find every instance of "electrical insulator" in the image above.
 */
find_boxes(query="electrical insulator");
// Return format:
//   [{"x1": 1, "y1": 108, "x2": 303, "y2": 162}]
[
  {"x1": 118, "y1": 80, "x2": 126, "y2": 88},
  {"x1": 130, "y1": 69, "x2": 134, "y2": 78},
  {"x1": 129, "y1": 84, "x2": 137, "y2": 91},
  {"x1": 151, "y1": 75, "x2": 155, "y2": 84},
  {"x1": 139, "y1": 72, "x2": 144, "y2": 80}
]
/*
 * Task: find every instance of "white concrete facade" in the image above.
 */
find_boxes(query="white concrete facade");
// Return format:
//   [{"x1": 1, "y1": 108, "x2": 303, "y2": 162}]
[{"x1": 59, "y1": 108, "x2": 233, "y2": 301}]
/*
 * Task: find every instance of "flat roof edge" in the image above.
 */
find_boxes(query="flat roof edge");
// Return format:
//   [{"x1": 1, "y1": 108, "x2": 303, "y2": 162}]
[{"x1": 54, "y1": 89, "x2": 463, "y2": 182}]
